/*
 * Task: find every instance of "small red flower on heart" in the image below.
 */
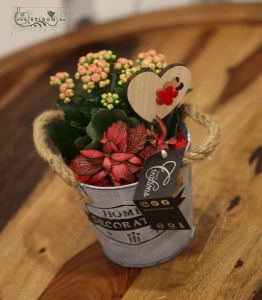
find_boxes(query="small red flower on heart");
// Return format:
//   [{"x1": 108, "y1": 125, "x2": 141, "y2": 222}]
[{"x1": 156, "y1": 85, "x2": 178, "y2": 106}]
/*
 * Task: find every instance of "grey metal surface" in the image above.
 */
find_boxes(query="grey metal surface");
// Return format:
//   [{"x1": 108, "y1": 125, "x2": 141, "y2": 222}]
[{"x1": 80, "y1": 130, "x2": 194, "y2": 267}]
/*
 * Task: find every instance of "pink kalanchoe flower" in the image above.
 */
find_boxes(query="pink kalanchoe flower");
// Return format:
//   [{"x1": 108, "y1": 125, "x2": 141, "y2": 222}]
[
  {"x1": 101, "y1": 72, "x2": 107, "y2": 80},
  {"x1": 81, "y1": 75, "x2": 90, "y2": 83},
  {"x1": 136, "y1": 50, "x2": 167, "y2": 73},
  {"x1": 50, "y1": 72, "x2": 75, "y2": 103},
  {"x1": 75, "y1": 56, "x2": 111, "y2": 91},
  {"x1": 78, "y1": 66, "x2": 86, "y2": 75},
  {"x1": 59, "y1": 83, "x2": 68, "y2": 92},
  {"x1": 65, "y1": 89, "x2": 74, "y2": 97},
  {"x1": 91, "y1": 73, "x2": 101, "y2": 82},
  {"x1": 88, "y1": 64, "x2": 97, "y2": 73}
]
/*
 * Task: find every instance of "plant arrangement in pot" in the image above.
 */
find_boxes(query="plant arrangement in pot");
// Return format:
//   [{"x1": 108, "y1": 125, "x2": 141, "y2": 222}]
[
  {"x1": 47, "y1": 50, "x2": 187, "y2": 186},
  {"x1": 33, "y1": 49, "x2": 220, "y2": 267}
]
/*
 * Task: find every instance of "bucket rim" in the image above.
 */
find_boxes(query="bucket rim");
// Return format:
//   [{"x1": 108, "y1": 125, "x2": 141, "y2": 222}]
[
  {"x1": 80, "y1": 181, "x2": 138, "y2": 191},
  {"x1": 80, "y1": 125, "x2": 191, "y2": 191}
]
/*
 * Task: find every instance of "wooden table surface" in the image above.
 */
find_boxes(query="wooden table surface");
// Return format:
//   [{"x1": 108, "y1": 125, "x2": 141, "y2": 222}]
[{"x1": 0, "y1": 3, "x2": 262, "y2": 300}]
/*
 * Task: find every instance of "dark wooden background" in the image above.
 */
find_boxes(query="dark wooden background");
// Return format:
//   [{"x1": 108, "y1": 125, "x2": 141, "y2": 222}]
[{"x1": 0, "y1": 3, "x2": 262, "y2": 300}]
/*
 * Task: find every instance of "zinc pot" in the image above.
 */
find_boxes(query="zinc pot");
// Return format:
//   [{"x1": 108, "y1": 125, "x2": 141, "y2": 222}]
[
  {"x1": 80, "y1": 131, "x2": 193, "y2": 267},
  {"x1": 33, "y1": 103, "x2": 220, "y2": 268}
]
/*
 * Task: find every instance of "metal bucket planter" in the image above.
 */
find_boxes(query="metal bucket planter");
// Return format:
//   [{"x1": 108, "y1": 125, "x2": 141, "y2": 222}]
[
  {"x1": 33, "y1": 103, "x2": 220, "y2": 268},
  {"x1": 80, "y1": 162, "x2": 193, "y2": 267}
]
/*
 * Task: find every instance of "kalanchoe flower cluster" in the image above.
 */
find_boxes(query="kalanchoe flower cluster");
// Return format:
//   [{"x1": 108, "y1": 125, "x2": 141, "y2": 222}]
[
  {"x1": 74, "y1": 50, "x2": 117, "y2": 92},
  {"x1": 114, "y1": 58, "x2": 140, "y2": 85},
  {"x1": 70, "y1": 118, "x2": 187, "y2": 186},
  {"x1": 83, "y1": 50, "x2": 117, "y2": 63},
  {"x1": 136, "y1": 50, "x2": 167, "y2": 73},
  {"x1": 75, "y1": 59, "x2": 110, "y2": 92},
  {"x1": 100, "y1": 93, "x2": 121, "y2": 110},
  {"x1": 50, "y1": 72, "x2": 75, "y2": 103}
]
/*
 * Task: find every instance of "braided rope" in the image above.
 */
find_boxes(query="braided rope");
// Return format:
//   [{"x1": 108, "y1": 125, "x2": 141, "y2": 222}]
[
  {"x1": 33, "y1": 110, "x2": 89, "y2": 204},
  {"x1": 33, "y1": 103, "x2": 220, "y2": 202},
  {"x1": 181, "y1": 103, "x2": 221, "y2": 166}
]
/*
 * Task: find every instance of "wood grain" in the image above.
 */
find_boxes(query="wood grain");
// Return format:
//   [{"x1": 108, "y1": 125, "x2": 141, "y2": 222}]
[
  {"x1": 0, "y1": 3, "x2": 261, "y2": 300},
  {"x1": 127, "y1": 65, "x2": 191, "y2": 121},
  {"x1": 39, "y1": 242, "x2": 140, "y2": 300}
]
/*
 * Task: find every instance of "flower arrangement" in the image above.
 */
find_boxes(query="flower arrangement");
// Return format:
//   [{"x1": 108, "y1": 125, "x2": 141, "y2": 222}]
[{"x1": 48, "y1": 50, "x2": 188, "y2": 187}]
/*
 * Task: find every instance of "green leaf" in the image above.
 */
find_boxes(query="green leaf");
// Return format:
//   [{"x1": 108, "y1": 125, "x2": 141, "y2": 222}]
[
  {"x1": 47, "y1": 120, "x2": 81, "y2": 162},
  {"x1": 163, "y1": 107, "x2": 180, "y2": 138},
  {"x1": 109, "y1": 71, "x2": 118, "y2": 92},
  {"x1": 56, "y1": 100, "x2": 87, "y2": 129},
  {"x1": 74, "y1": 135, "x2": 92, "y2": 148},
  {"x1": 69, "y1": 121, "x2": 84, "y2": 130}
]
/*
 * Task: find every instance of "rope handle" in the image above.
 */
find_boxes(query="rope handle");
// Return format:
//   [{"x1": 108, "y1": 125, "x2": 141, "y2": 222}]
[
  {"x1": 33, "y1": 110, "x2": 88, "y2": 203},
  {"x1": 181, "y1": 103, "x2": 220, "y2": 166},
  {"x1": 33, "y1": 103, "x2": 220, "y2": 198}
]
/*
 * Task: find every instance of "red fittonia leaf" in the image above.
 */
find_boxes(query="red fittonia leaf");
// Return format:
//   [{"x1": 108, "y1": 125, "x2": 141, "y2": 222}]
[
  {"x1": 139, "y1": 145, "x2": 157, "y2": 161},
  {"x1": 70, "y1": 155, "x2": 102, "y2": 176},
  {"x1": 70, "y1": 117, "x2": 179, "y2": 187},
  {"x1": 111, "y1": 163, "x2": 136, "y2": 183},
  {"x1": 76, "y1": 175, "x2": 91, "y2": 184},
  {"x1": 89, "y1": 170, "x2": 107, "y2": 183},
  {"x1": 111, "y1": 152, "x2": 134, "y2": 161},
  {"x1": 126, "y1": 123, "x2": 147, "y2": 154},
  {"x1": 128, "y1": 156, "x2": 142, "y2": 165},
  {"x1": 168, "y1": 137, "x2": 177, "y2": 145},
  {"x1": 127, "y1": 163, "x2": 141, "y2": 174},
  {"x1": 103, "y1": 157, "x2": 112, "y2": 171},
  {"x1": 118, "y1": 131, "x2": 127, "y2": 152},
  {"x1": 102, "y1": 141, "x2": 112, "y2": 154},
  {"x1": 81, "y1": 149, "x2": 104, "y2": 158},
  {"x1": 107, "y1": 121, "x2": 127, "y2": 145}
]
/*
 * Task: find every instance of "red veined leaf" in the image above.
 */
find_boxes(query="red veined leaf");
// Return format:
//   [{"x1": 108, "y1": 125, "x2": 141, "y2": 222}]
[
  {"x1": 118, "y1": 131, "x2": 127, "y2": 152},
  {"x1": 102, "y1": 141, "x2": 112, "y2": 154},
  {"x1": 76, "y1": 175, "x2": 91, "y2": 184},
  {"x1": 128, "y1": 156, "x2": 142, "y2": 165},
  {"x1": 100, "y1": 132, "x2": 108, "y2": 144},
  {"x1": 126, "y1": 123, "x2": 147, "y2": 154},
  {"x1": 111, "y1": 163, "x2": 136, "y2": 183},
  {"x1": 110, "y1": 141, "x2": 119, "y2": 152},
  {"x1": 111, "y1": 152, "x2": 134, "y2": 161},
  {"x1": 103, "y1": 157, "x2": 112, "y2": 171},
  {"x1": 80, "y1": 149, "x2": 104, "y2": 158},
  {"x1": 168, "y1": 137, "x2": 177, "y2": 145},
  {"x1": 69, "y1": 155, "x2": 102, "y2": 176},
  {"x1": 157, "y1": 143, "x2": 169, "y2": 150},
  {"x1": 107, "y1": 121, "x2": 127, "y2": 145},
  {"x1": 89, "y1": 170, "x2": 107, "y2": 183},
  {"x1": 139, "y1": 145, "x2": 157, "y2": 161},
  {"x1": 127, "y1": 163, "x2": 141, "y2": 174}
]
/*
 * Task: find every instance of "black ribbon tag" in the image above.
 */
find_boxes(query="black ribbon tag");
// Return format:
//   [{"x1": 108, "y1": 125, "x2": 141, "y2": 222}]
[
  {"x1": 133, "y1": 123, "x2": 190, "y2": 230},
  {"x1": 134, "y1": 148, "x2": 185, "y2": 201},
  {"x1": 135, "y1": 188, "x2": 190, "y2": 230}
]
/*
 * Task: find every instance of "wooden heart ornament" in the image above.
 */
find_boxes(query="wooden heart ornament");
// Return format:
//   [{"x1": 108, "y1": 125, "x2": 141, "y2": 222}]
[{"x1": 127, "y1": 64, "x2": 191, "y2": 122}]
